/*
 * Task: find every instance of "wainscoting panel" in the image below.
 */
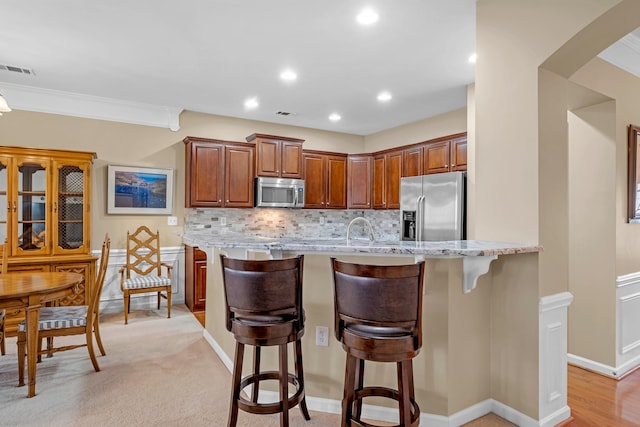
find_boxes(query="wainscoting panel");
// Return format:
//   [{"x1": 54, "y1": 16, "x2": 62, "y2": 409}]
[
  {"x1": 616, "y1": 272, "x2": 640, "y2": 376},
  {"x1": 538, "y1": 292, "x2": 573, "y2": 426},
  {"x1": 96, "y1": 245, "x2": 185, "y2": 314}
]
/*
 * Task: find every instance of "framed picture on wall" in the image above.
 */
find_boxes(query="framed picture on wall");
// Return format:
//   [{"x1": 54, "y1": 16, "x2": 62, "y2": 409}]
[{"x1": 107, "y1": 165, "x2": 174, "y2": 215}]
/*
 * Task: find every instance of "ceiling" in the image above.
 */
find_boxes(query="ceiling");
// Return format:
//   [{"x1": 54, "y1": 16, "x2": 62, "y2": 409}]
[
  {"x1": 0, "y1": 2, "x2": 637, "y2": 136},
  {"x1": 0, "y1": 0, "x2": 476, "y2": 135}
]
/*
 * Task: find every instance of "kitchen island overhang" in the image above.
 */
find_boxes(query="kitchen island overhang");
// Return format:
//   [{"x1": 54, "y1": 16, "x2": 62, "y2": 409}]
[{"x1": 181, "y1": 236, "x2": 542, "y2": 294}]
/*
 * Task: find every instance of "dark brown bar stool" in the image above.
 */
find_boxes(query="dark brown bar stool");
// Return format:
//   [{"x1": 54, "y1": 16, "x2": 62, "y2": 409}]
[
  {"x1": 331, "y1": 258, "x2": 426, "y2": 427},
  {"x1": 220, "y1": 255, "x2": 310, "y2": 427}
]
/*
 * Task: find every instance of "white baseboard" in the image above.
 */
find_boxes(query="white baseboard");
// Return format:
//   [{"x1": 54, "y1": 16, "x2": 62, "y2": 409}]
[{"x1": 566, "y1": 352, "x2": 640, "y2": 379}]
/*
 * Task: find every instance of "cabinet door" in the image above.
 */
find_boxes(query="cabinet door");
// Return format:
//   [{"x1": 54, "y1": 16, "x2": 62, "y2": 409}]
[
  {"x1": 303, "y1": 153, "x2": 326, "y2": 208},
  {"x1": 52, "y1": 160, "x2": 90, "y2": 255},
  {"x1": 451, "y1": 137, "x2": 467, "y2": 171},
  {"x1": 326, "y1": 155, "x2": 347, "y2": 209},
  {"x1": 256, "y1": 139, "x2": 280, "y2": 177},
  {"x1": 372, "y1": 155, "x2": 386, "y2": 209},
  {"x1": 186, "y1": 142, "x2": 224, "y2": 207},
  {"x1": 195, "y1": 257, "x2": 207, "y2": 311},
  {"x1": 403, "y1": 146, "x2": 423, "y2": 177},
  {"x1": 0, "y1": 156, "x2": 13, "y2": 247},
  {"x1": 281, "y1": 141, "x2": 303, "y2": 179},
  {"x1": 13, "y1": 157, "x2": 50, "y2": 257},
  {"x1": 224, "y1": 145, "x2": 254, "y2": 207},
  {"x1": 385, "y1": 151, "x2": 403, "y2": 209},
  {"x1": 347, "y1": 156, "x2": 372, "y2": 209},
  {"x1": 424, "y1": 141, "x2": 451, "y2": 174}
]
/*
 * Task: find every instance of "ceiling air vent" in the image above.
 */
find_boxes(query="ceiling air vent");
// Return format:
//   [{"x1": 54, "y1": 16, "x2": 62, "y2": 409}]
[{"x1": 0, "y1": 64, "x2": 36, "y2": 75}]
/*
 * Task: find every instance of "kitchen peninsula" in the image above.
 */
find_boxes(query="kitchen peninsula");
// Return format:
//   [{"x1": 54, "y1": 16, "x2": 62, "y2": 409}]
[{"x1": 183, "y1": 233, "x2": 552, "y2": 425}]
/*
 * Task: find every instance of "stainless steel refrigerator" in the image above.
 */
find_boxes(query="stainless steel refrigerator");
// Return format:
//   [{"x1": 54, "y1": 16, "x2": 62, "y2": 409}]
[{"x1": 400, "y1": 172, "x2": 465, "y2": 241}]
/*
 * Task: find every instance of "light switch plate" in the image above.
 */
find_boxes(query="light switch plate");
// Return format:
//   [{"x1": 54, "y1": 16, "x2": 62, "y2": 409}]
[{"x1": 167, "y1": 216, "x2": 178, "y2": 226}]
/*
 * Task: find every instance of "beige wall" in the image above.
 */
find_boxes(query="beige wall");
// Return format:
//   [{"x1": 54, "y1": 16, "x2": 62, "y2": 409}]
[
  {"x1": 363, "y1": 108, "x2": 466, "y2": 153},
  {"x1": 568, "y1": 102, "x2": 617, "y2": 365},
  {"x1": 571, "y1": 58, "x2": 640, "y2": 275}
]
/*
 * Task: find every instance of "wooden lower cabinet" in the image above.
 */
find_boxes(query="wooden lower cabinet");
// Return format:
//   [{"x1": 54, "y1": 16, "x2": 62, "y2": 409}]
[
  {"x1": 3, "y1": 255, "x2": 96, "y2": 337},
  {"x1": 185, "y1": 245, "x2": 207, "y2": 313}
]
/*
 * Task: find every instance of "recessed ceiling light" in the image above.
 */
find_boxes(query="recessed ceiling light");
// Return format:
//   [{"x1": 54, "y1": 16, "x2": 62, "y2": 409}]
[
  {"x1": 468, "y1": 53, "x2": 477, "y2": 63},
  {"x1": 280, "y1": 70, "x2": 297, "y2": 81},
  {"x1": 244, "y1": 97, "x2": 259, "y2": 109},
  {"x1": 356, "y1": 8, "x2": 379, "y2": 25},
  {"x1": 377, "y1": 91, "x2": 392, "y2": 102},
  {"x1": 329, "y1": 113, "x2": 341, "y2": 122}
]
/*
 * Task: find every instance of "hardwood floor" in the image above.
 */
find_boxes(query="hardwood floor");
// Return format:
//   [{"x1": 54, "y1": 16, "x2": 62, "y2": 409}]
[
  {"x1": 565, "y1": 364, "x2": 640, "y2": 426},
  {"x1": 188, "y1": 310, "x2": 640, "y2": 426}
]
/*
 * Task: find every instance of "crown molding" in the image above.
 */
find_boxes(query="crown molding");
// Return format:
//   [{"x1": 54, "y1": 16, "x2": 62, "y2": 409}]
[{"x1": 0, "y1": 82, "x2": 182, "y2": 131}]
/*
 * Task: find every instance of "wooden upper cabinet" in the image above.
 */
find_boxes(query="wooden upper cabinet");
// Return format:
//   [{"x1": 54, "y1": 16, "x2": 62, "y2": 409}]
[
  {"x1": 326, "y1": 155, "x2": 347, "y2": 209},
  {"x1": 372, "y1": 155, "x2": 386, "y2": 209},
  {"x1": 185, "y1": 140, "x2": 224, "y2": 207},
  {"x1": 372, "y1": 151, "x2": 402, "y2": 209},
  {"x1": 302, "y1": 151, "x2": 346, "y2": 209},
  {"x1": 347, "y1": 155, "x2": 372, "y2": 209},
  {"x1": 403, "y1": 145, "x2": 423, "y2": 177},
  {"x1": 184, "y1": 136, "x2": 254, "y2": 208},
  {"x1": 224, "y1": 145, "x2": 254, "y2": 207},
  {"x1": 385, "y1": 151, "x2": 402, "y2": 209},
  {"x1": 302, "y1": 153, "x2": 325, "y2": 208},
  {"x1": 424, "y1": 140, "x2": 451, "y2": 174},
  {"x1": 451, "y1": 136, "x2": 467, "y2": 171},
  {"x1": 247, "y1": 133, "x2": 304, "y2": 178},
  {"x1": 423, "y1": 133, "x2": 468, "y2": 174}
]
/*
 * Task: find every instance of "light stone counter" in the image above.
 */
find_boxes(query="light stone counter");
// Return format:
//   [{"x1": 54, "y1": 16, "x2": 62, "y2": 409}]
[{"x1": 182, "y1": 234, "x2": 541, "y2": 292}]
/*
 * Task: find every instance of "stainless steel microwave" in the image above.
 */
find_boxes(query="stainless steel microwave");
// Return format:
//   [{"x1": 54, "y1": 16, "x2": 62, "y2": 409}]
[{"x1": 255, "y1": 177, "x2": 305, "y2": 208}]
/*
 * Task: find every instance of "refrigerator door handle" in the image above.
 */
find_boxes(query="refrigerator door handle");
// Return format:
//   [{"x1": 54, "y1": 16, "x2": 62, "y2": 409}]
[{"x1": 416, "y1": 195, "x2": 425, "y2": 241}]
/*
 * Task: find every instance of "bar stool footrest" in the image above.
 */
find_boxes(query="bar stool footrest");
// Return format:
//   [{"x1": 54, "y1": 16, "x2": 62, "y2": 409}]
[
  {"x1": 351, "y1": 386, "x2": 420, "y2": 427},
  {"x1": 237, "y1": 370, "x2": 305, "y2": 415}
]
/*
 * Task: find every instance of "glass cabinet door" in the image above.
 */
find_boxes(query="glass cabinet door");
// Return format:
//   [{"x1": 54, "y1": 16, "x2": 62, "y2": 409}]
[
  {"x1": 0, "y1": 157, "x2": 11, "y2": 246},
  {"x1": 53, "y1": 160, "x2": 90, "y2": 254},
  {"x1": 15, "y1": 158, "x2": 50, "y2": 256}
]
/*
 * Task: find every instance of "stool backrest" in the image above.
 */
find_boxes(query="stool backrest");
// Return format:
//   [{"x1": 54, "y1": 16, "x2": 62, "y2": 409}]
[
  {"x1": 331, "y1": 258, "x2": 425, "y2": 347},
  {"x1": 220, "y1": 255, "x2": 304, "y2": 332}
]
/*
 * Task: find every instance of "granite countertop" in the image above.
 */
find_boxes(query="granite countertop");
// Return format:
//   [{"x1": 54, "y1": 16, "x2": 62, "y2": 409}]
[{"x1": 182, "y1": 233, "x2": 542, "y2": 257}]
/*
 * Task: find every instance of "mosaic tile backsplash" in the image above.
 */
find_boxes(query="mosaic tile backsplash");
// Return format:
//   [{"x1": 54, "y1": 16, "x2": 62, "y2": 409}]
[{"x1": 184, "y1": 208, "x2": 401, "y2": 241}]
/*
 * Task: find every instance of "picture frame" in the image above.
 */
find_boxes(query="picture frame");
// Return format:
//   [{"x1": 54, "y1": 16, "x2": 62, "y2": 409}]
[{"x1": 107, "y1": 165, "x2": 174, "y2": 215}]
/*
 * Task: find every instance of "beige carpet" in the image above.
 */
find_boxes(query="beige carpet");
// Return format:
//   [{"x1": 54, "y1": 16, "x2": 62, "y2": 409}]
[{"x1": 0, "y1": 305, "x2": 514, "y2": 426}]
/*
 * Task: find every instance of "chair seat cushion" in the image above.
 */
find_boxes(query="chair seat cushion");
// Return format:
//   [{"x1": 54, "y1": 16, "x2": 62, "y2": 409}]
[
  {"x1": 123, "y1": 275, "x2": 171, "y2": 289},
  {"x1": 346, "y1": 324, "x2": 414, "y2": 338},
  {"x1": 17, "y1": 306, "x2": 88, "y2": 332}
]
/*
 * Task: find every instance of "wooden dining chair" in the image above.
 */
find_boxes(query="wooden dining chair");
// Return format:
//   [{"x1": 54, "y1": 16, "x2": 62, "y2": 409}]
[
  {"x1": 16, "y1": 234, "x2": 111, "y2": 385},
  {"x1": 0, "y1": 242, "x2": 7, "y2": 356},
  {"x1": 119, "y1": 226, "x2": 172, "y2": 324}
]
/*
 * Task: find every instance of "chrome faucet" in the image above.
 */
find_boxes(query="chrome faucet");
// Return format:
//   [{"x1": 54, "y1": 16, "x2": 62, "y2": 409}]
[{"x1": 347, "y1": 217, "x2": 375, "y2": 241}]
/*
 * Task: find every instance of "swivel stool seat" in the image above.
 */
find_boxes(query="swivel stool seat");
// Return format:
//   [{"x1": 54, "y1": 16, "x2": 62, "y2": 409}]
[
  {"x1": 220, "y1": 254, "x2": 310, "y2": 427},
  {"x1": 331, "y1": 258, "x2": 425, "y2": 427}
]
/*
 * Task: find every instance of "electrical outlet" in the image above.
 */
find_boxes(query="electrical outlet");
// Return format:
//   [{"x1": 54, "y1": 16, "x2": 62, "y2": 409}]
[
  {"x1": 316, "y1": 326, "x2": 329, "y2": 347},
  {"x1": 167, "y1": 216, "x2": 178, "y2": 226},
  {"x1": 319, "y1": 216, "x2": 325, "y2": 225},
  {"x1": 220, "y1": 217, "x2": 227, "y2": 226}
]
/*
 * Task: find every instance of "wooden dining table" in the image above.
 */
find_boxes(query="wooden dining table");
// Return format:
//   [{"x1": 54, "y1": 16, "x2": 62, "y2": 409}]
[{"x1": 0, "y1": 271, "x2": 85, "y2": 397}]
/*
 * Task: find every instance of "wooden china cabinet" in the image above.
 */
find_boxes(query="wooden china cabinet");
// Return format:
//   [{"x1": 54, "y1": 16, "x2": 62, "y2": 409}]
[{"x1": 0, "y1": 146, "x2": 97, "y2": 336}]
